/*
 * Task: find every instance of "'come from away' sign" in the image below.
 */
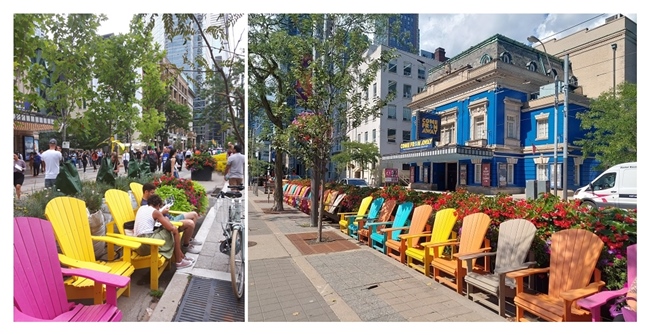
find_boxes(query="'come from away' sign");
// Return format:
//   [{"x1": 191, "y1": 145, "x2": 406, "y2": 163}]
[
  {"x1": 418, "y1": 111, "x2": 441, "y2": 141},
  {"x1": 400, "y1": 138, "x2": 434, "y2": 152}
]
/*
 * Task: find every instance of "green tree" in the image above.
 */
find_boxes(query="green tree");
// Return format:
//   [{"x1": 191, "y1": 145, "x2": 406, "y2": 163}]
[
  {"x1": 137, "y1": 44, "x2": 169, "y2": 146},
  {"x1": 142, "y1": 14, "x2": 246, "y2": 147},
  {"x1": 157, "y1": 101, "x2": 193, "y2": 144},
  {"x1": 575, "y1": 82, "x2": 637, "y2": 168},
  {"x1": 13, "y1": 14, "x2": 53, "y2": 114},
  {"x1": 331, "y1": 141, "x2": 381, "y2": 180},
  {"x1": 251, "y1": 14, "x2": 396, "y2": 239},
  {"x1": 86, "y1": 16, "x2": 152, "y2": 150},
  {"x1": 36, "y1": 14, "x2": 105, "y2": 143}
]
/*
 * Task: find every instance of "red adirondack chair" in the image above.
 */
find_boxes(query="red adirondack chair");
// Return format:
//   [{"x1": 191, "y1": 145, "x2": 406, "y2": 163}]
[{"x1": 14, "y1": 217, "x2": 129, "y2": 322}]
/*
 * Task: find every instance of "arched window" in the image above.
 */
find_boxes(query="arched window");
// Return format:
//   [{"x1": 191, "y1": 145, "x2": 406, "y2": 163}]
[
  {"x1": 547, "y1": 68, "x2": 558, "y2": 78},
  {"x1": 499, "y1": 51, "x2": 512, "y2": 64},
  {"x1": 526, "y1": 61, "x2": 537, "y2": 72},
  {"x1": 480, "y1": 54, "x2": 492, "y2": 65}
]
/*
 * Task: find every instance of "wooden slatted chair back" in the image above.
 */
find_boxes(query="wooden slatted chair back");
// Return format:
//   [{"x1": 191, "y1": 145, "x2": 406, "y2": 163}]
[
  {"x1": 405, "y1": 204, "x2": 433, "y2": 247},
  {"x1": 14, "y1": 217, "x2": 71, "y2": 320},
  {"x1": 547, "y1": 229, "x2": 604, "y2": 299},
  {"x1": 44, "y1": 197, "x2": 97, "y2": 262},
  {"x1": 427, "y1": 208, "x2": 458, "y2": 255},
  {"x1": 457, "y1": 213, "x2": 491, "y2": 255},
  {"x1": 367, "y1": 198, "x2": 385, "y2": 221},
  {"x1": 388, "y1": 202, "x2": 414, "y2": 240},
  {"x1": 328, "y1": 194, "x2": 345, "y2": 214},
  {"x1": 130, "y1": 182, "x2": 144, "y2": 207},
  {"x1": 627, "y1": 244, "x2": 637, "y2": 288},
  {"x1": 377, "y1": 200, "x2": 397, "y2": 222},
  {"x1": 104, "y1": 189, "x2": 136, "y2": 235},
  {"x1": 494, "y1": 219, "x2": 537, "y2": 271}
]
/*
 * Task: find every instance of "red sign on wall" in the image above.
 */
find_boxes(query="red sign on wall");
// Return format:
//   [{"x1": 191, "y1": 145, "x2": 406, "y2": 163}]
[{"x1": 481, "y1": 163, "x2": 491, "y2": 187}]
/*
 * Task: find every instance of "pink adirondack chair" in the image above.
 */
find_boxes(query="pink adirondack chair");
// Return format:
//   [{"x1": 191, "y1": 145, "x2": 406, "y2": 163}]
[
  {"x1": 577, "y1": 244, "x2": 637, "y2": 321},
  {"x1": 14, "y1": 217, "x2": 130, "y2": 322}
]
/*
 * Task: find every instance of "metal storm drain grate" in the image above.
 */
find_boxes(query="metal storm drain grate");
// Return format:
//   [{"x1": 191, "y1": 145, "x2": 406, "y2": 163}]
[{"x1": 173, "y1": 276, "x2": 245, "y2": 322}]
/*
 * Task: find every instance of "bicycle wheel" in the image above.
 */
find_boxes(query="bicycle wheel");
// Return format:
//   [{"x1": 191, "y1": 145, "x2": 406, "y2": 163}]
[{"x1": 229, "y1": 228, "x2": 245, "y2": 299}]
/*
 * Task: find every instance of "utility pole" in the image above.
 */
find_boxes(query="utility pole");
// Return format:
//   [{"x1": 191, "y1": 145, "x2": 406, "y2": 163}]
[
  {"x1": 562, "y1": 54, "x2": 569, "y2": 201},
  {"x1": 612, "y1": 43, "x2": 617, "y2": 98}
]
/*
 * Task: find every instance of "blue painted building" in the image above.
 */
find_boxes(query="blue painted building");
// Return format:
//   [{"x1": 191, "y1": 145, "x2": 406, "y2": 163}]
[{"x1": 383, "y1": 34, "x2": 600, "y2": 194}]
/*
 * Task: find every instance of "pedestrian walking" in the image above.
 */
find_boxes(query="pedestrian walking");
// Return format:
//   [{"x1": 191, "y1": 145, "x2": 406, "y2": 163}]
[
  {"x1": 32, "y1": 151, "x2": 41, "y2": 177},
  {"x1": 14, "y1": 153, "x2": 27, "y2": 200},
  {"x1": 40, "y1": 139, "x2": 62, "y2": 189},
  {"x1": 81, "y1": 151, "x2": 89, "y2": 173},
  {"x1": 91, "y1": 150, "x2": 98, "y2": 171},
  {"x1": 224, "y1": 143, "x2": 245, "y2": 186},
  {"x1": 123, "y1": 150, "x2": 130, "y2": 173}
]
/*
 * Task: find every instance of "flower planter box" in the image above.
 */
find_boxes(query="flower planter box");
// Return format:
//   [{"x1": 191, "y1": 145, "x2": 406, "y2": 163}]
[{"x1": 191, "y1": 168, "x2": 213, "y2": 181}]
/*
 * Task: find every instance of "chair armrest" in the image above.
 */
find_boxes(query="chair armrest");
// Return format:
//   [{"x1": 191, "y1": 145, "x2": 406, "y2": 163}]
[
  {"x1": 168, "y1": 210, "x2": 185, "y2": 215},
  {"x1": 420, "y1": 238, "x2": 456, "y2": 248},
  {"x1": 61, "y1": 267, "x2": 131, "y2": 288},
  {"x1": 58, "y1": 254, "x2": 111, "y2": 272},
  {"x1": 453, "y1": 247, "x2": 492, "y2": 258},
  {"x1": 493, "y1": 262, "x2": 535, "y2": 275},
  {"x1": 400, "y1": 233, "x2": 432, "y2": 240},
  {"x1": 577, "y1": 287, "x2": 629, "y2": 310},
  {"x1": 107, "y1": 232, "x2": 165, "y2": 246},
  {"x1": 457, "y1": 251, "x2": 497, "y2": 261},
  {"x1": 365, "y1": 221, "x2": 393, "y2": 227},
  {"x1": 506, "y1": 267, "x2": 550, "y2": 279},
  {"x1": 381, "y1": 226, "x2": 410, "y2": 233},
  {"x1": 91, "y1": 235, "x2": 141, "y2": 249},
  {"x1": 171, "y1": 221, "x2": 183, "y2": 228},
  {"x1": 425, "y1": 240, "x2": 459, "y2": 249},
  {"x1": 560, "y1": 281, "x2": 605, "y2": 302}
]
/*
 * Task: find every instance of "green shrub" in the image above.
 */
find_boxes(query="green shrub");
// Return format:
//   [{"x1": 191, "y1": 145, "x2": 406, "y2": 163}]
[{"x1": 155, "y1": 185, "x2": 194, "y2": 213}]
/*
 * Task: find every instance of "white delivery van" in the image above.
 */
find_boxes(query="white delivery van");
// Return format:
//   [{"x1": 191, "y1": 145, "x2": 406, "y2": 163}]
[{"x1": 573, "y1": 162, "x2": 637, "y2": 210}]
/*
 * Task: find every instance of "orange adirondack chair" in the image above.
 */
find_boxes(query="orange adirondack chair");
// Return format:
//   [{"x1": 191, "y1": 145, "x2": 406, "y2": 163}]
[
  {"x1": 507, "y1": 229, "x2": 606, "y2": 322},
  {"x1": 385, "y1": 204, "x2": 433, "y2": 264},
  {"x1": 429, "y1": 212, "x2": 492, "y2": 294},
  {"x1": 404, "y1": 208, "x2": 458, "y2": 276},
  {"x1": 358, "y1": 199, "x2": 397, "y2": 246}
]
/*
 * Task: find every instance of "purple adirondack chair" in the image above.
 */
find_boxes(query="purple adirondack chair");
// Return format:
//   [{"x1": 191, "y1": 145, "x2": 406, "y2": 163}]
[
  {"x1": 577, "y1": 244, "x2": 637, "y2": 322},
  {"x1": 14, "y1": 217, "x2": 130, "y2": 322}
]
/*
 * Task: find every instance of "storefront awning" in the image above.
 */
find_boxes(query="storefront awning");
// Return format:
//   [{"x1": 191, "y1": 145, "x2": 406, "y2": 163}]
[{"x1": 382, "y1": 144, "x2": 493, "y2": 164}]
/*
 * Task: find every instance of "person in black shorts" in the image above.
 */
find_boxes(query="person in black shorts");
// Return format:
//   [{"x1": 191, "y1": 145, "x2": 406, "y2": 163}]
[{"x1": 14, "y1": 153, "x2": 27, "y2": 200}]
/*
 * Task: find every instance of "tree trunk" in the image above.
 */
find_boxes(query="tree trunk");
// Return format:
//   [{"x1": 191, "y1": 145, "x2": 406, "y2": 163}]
[{"x1": 272, "y1": 150, "x2": 284, "y2": 211}]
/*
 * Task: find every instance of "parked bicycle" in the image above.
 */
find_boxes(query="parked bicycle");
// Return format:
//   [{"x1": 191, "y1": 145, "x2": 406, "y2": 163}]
[{"x1": 212, "y1": 184, "x2": 245, "y2": 299}]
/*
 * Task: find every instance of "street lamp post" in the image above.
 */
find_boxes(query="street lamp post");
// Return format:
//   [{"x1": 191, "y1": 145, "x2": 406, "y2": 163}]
[
  {"x1": 611, "y1": 43, "x2": 617, "y2": 98},
  {"x1": 528, "y1": 36, "x2": 559, "y2": 196}
]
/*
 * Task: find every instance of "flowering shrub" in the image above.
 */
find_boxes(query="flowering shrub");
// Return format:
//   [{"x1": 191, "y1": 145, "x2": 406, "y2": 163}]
[
  {"x1": 185, "y1": 152, "x2": 217, "y2": 172},
  {"x1": 328, "y1": 185, "x2": 637, "y2": 290},
  {"x1": 154, "y1": 175, "x2": 209, "y2": 215}
]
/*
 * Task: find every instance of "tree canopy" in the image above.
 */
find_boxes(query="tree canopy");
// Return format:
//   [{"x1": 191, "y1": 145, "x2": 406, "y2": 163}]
[{"x1": 575, "y1": 81, "x2": 636, "y2": 168}]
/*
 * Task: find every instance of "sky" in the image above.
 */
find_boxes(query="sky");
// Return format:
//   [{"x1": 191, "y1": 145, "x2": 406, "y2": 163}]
[
  {"x1": 419, "y1": 13, "x2": 636, "y2": 57},
  {"x1": 97, "y1": 13, "x2": 247, "y2": 54}
]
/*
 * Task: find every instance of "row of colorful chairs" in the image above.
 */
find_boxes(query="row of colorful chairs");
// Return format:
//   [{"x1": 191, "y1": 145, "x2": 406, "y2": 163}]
[
  {"x1": 14, "y1": 185, "x2": 186, "y2": 322},
  {"x1": 336, "y1": 195, "x2": 637, "y2": 322}
]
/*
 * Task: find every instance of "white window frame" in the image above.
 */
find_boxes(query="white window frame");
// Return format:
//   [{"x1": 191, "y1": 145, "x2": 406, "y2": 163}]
[
  {"x1": 373, "y1": 83, "x2": 377, "y2": 97},
  {"x1": 387, "y1": 128, "x2": 396, "y2": 143},
  {"x1": 388, "y1": 80, "x2": 397, "y2": 95},
  {"x1": 507, "y1": 163, "x2": 514, "y2": 184},
  {"x1": 418, "y1": 65, "x2": 426, "y2": 80},
  {"x1": 402, "y1": 107, "x2": 411, "y2": 121},
  {"x1": 504, "y1": 98, "x2": 522, "y2": 144},
  {"x1": 387, "y1": 105, "x2": 397, "y2": 119},
  {"x1": 438, "y1": 107, "x2": 458, "y2": 146},
  {"x1": 403, "y1": 62, "x2": 412, "y2": 77},
  {"x1": 402, "y1": 130, "x2": 411, "y2": 143},
  {"x1": 388, "y1": 59, "x2": 397, "y2": 73},
  {"x1": 403, "y1": 84, "x2": 412, "y2": 98},
  {"x1": 474, "y1": 164, "x2": 481, "y2": 183},
  {"x1": 372, "y1": 129, "x2": 376, "y2": 142},
  {"x1": 417, "y1": 86, "x2": 425, "y2": 94},
  {"x1": 364, "y1": 131, "x2": 368, "y2": 143},
  {"x1": 536, "y1": 164, "x2": 549, "y2": 181},
  {"x1": 357, "y1": 133, "x2": 361, "y2": 143},
  {"x1": 469, "y1": 99, "x2": 488, "y2": 140},
  {"x1": 535, "y1": 112, "x2": 549, "y2": 140}
]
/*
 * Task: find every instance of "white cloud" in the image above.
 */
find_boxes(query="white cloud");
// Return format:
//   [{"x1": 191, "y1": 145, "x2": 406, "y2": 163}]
[
  {"x1": 419, "y1": 13, "x2": 637, "y2": 58},
  {"x1": 97, "y1": 13, "x2": 134, "y2": 36}
]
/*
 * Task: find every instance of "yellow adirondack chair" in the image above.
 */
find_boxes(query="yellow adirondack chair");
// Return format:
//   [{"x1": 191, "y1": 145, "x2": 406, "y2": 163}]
[
  {"x1": 44, "y1": 197, "x2": 139, "y2": 304},
  {"x1": 104, "y1": 189, "x2": 183, "y2": 291},
  {"x1": 338, "y1": 196, "x2": 373, "y2": 235},
  {"x1": 404, "y1": 208, "x2": 458, "y2": 276},
  {"x1": 429, "y1": 212, "x2": 492, "y2": 294},
  {"x1": 385, "y1": 204, "x2": 433, "y2": 264},
  {"x1": 130, "y1": 182, "x2": 186, "y2": 218}
]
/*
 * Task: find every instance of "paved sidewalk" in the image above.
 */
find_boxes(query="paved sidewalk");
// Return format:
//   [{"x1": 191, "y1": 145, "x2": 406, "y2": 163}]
[{"x1": 247, "y1": 189, "x2": 506, "y2": 322}]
